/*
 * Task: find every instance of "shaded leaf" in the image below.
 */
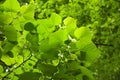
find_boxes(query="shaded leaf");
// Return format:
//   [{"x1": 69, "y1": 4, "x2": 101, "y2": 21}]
[
  {"x1": 37, "y1": 63, "x2": 57, "y2": 76},
  {"x1": 18, "y1": 72, "x2": 41, "y2": 80},
  {"x1": 24, "y1": 22, "x2": 34, "y2": 31},
  {"x1": 4, "y1": 25, "x2": 17, "y2": 41},
  {"x1": 0, "y1": 65, "x2": 4, "y2": 73}
]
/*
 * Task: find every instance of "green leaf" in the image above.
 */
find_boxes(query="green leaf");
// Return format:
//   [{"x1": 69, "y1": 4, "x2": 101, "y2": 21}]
[
  {"x1": 2, "y1": 0, "x2": 20, "y2": 12},
  {"x1": 52, "y1": 59, "x2": 59, "y2": 66},
  {"x1": 64, "y1": 17, "x2": 77, "y2": 32},
  {"x1": 79, "y1": 51, "x2": 86, "y2": 61},
  {"x1": 2, "y1": 41, "x2": 15, "y2": 53},
  {"x1": 12, "y1": 19, "x2": 22, "y2": 31},
  {"x1": 80, "y1": 66, "x2": 95, "y2": 80},
  {"x1": 4, "y1": 25, "x2": 17, "y2": 41},
  {"x1": 18, "y1": 72, "x2": 41, "y2": 80},
  {"x1": 76, "y1": 39, "x2": 91, "y2": 50},
  {"x1": 76, "y1": 41, "x2": 99, "y2": 63},
  {"x1": 21, "y1": 3, "x2": 35, "y2": 20},
  {"x1": 26, "y1": 33, "x2": 38, "y2": 51},
  {"x1": 74, "y1": 27, "x2": 92, "y2": 39},
  {"x1": 49, "y1": 13, "x2": 62, "y2": 26},
  {"x1": 66, "y1": 60, "x2": 80, "y2": 71},
  {"x1": 24, "y1": 22, "x2": 34, "y2": 31},
  {"x1": 75, "y1": 74, "x2": 83, "y2": 80},
  {"x1": 37, "y1": 19, "x2": 54, "y2": 34},
  {"x1": 0, "y1": 49, "x2": 2, "y2": 58},
  {"x1": 1, "y1": 55, "x2": 15, "y2": 66},
  {"x1": 0, "y1": 65, "x2": 4, "y2": 73},
  {"x1": 0, "y1": 12, "x2": 13, "y2": 25},
  {"x1": 37, "y1": 63, "x2": 57, "y2": 76},
  {"x1": 49, "y1": 29, "x2": 68, "y2": 47},
  {"x1": 26, "y1": 33, "x2": 38, "y2": 44},
  {"x1": 83, "y1": 43, "x2": 100, "y2": 63}
]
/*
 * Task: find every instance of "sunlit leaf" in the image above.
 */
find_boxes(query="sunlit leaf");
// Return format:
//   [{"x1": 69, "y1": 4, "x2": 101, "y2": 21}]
[
  {"x1": 3, "y1": 0, "x2": 20, "y2": 12},
  {"x1": 74, "y1": 27, "x2": 92, "y2": 39},
  {"x1": 49, "y1": 29, "x2": 68, "y2": 47},
  {"x1": 0, "y1": 12, "x2": 13, "y2": 25},
  {"x1": 52, "y1": 59, "x2": 59, "y2": 66},
  {"x1": 1, "y1": 55, "x2": 15, "y2": 66},
  {"x1": 64, "y1": 17, "x2": 77, "y2": 32},
  {"x1": 49, "y1": 13, "x2": 62, "y2": 26},
  {"x1": 20, "y1": 3, "x2": 35, "y2": 20}
]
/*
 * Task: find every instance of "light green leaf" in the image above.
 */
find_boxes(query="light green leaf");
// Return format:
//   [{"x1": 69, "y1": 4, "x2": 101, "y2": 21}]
[
  {"x1": 49, "y1": 13, "x2": 62, "y2": 26},
  {"x1": 20, "y1": 3, "x2": 35, "y2": 20},
  {"x1": 37, "y1": 19, "x2": 50, "y2": 34},
  {"x1": 13, "y1": 19, "x2": 22, "y2": 31},
  {"x1": 64, "y1": 17, "x2": 77, "y2": 32},
  {"x1": 49, "y1": 29, "x2": 68, "y2": 47},
  {"x1": 74, "y1": 27, "x2": 92, "y2": 39},
  {"x1": 0, "y1": 12, "x2": 13, "y2": 25},
  {"x1": 52, "y1": 59, "x2": 59, "y2": 66},
  {"x1": 3, "y1": 0, "x2": 20, "y2": 12},
  {"x1": 1, "y1": 55, "x2": 15, "y2": 66}
]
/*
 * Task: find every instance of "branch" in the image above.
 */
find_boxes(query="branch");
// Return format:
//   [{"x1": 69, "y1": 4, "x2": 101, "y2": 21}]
[
  {"x1": 95, "y1": 43, "x2": 113, "y2": 47},
  {"x1": 1, "y1": 54, "x2": 32, "y2": 80}
]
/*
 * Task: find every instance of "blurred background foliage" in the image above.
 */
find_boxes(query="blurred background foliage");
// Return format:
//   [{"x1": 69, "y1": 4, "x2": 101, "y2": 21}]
[{"x1": 0, "y1": 0, "x2": 120, "y2": 80}]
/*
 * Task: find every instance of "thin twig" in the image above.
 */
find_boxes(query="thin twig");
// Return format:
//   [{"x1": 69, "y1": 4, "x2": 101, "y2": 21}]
[{"x1": 1, "y1": 54, "x2": 32, "y2": 80}]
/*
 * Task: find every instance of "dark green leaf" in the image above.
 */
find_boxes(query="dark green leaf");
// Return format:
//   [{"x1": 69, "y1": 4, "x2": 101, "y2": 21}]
[
  {"x1": 18, "y1": 72, "x2": 41, "y2": 80},
  {"x1": 6, "y1": 51, "x2": 14, "y2": 58},
  {"x1": 24, "y1": 22, "x2": 34, "y2": 31},
  {"x1": 37, "y1": 63, "x2": 57, "y2": 76}
]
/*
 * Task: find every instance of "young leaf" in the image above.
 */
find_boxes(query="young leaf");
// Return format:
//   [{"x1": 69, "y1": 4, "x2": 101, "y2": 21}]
[
  {"x1": 21, "y1": 3, "x2": 35, "y2": 20},
  {"x1": 1, "y1": 55, "x2": 15, "y2": 66},
  {"x1": 0, "y1": 12, "x2": 13, "y2": 25},
  {"x1": 2, "y1": 0, "x2": 20, "y2": 12},
  {"x1": 49, "y1": 13, "x2": 62, "y2": 26},
  {"x1": 64, "y1": 17, "x2": 77, "y2": 32},
  {"x1": 74, "y1": 27, "x2": 92, "y2": 40}
]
